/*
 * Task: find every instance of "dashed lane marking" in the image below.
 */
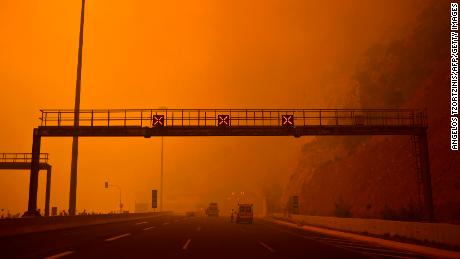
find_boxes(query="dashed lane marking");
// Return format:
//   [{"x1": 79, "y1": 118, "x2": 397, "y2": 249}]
[
  {"x1": 182, "y1": 238, "x2": 192, "y2": 250},
  {"x1": 259, "y1": 241, "x2": 276, "y2": 253},
  {"x1": 135, "y1": 221, "x2": 148, "y2": 225},
  {"x1": 105, "y1": 233, "x2": 131, "y2": 242},
  {"x1": 45, "y1": 251, "x2": 75, "y2": 259},
  {"x1": 163, "y1": 222, "x2": 169, "y2": 225},
  {"x1": 143, "y1": 226, "x2": 156, "y2": 231},
  {"x1": 196, "y1": 226, "x2": 201, "y2": 231}
]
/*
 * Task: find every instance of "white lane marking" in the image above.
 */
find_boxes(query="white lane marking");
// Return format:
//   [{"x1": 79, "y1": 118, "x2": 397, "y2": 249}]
[
  {"x1": 196, "y1": 226, "x2": 201, "y2": 231},
  {"x1": 259, "y1": 241, "x2": 276, "y2": 253},
  {"x1": 314, "y1": 236, "x2": 363, "y2": 244},
  {"x1": 135, "y1": 221, "x2": 148, "y2": 225},
  {"x1": 45, "y1": 251, "x2": 75, "y2": 259},
  {"x1": 182, "y1": 238, "x2": 192, "y2": 250},
  {"x1": 333, "y1": 243, "x2": 415, "y2": 254},
  {"x1": 105, "y1": 233, "x2": 131, "y2": 242},
  {"x1": 143, "y1": 226, "x2": 156, "y2": 231},
  {"x1": 163, "y1": 222, "x2": 169, "y2": 225},
  {"x1": 335, "y1": 243, "x2": 420, "y2": 258},
  {"x1": 175, "y1": 219, "x2": 179, "y2": 222},
  {"x1": 359, "y1": 250, "x2": 417, "y2": 259}
]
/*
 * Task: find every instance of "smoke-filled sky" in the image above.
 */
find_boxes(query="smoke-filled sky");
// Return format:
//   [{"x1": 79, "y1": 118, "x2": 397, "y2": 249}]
[{"x1": 0, "y1": 0, "x2": 423, "y2": 214}]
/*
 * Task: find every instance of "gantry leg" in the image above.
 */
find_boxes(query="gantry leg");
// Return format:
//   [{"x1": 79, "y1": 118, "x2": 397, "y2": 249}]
[
  {"x1": 45, "y1": 166, "x2": 51, "y2": 216},
  {"x1": 416, "y1": 132, "x2": 435, "y2": 221},
  {"x1": 24, "y1": 129, "x2": 41, "y2": 217}
]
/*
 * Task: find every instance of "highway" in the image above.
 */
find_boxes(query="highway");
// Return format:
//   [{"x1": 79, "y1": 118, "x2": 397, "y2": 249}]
[{"x1": 0, "y1": 214, "x2": 429, "y2": 259}]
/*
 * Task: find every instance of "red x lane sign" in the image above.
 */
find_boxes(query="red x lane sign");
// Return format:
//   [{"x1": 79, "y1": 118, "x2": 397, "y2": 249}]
[
  {"x1": 281, "y1": 115, "x2": 294, "y2": 127},
  {"x1": 152, "y1": 115, "x2": 165, "y2": 127},
  {"x1": 217, "y1": 115, "x2": 230, "y2": 127}
]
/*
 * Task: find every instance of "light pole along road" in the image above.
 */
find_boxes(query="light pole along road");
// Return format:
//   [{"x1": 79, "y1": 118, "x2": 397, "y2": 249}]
[
  {"x1": 158, "y1": 106, "x2": 167, "y2": 212},
  {"x1": 105, "y1": 181, "x2": 123, "y2": 213},
  {"x1": 69, "y1": 0, "x2": 86, "y2": 216}
]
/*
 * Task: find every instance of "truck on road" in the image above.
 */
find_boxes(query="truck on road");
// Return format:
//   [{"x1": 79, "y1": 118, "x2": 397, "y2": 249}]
[
  {"x1": 206, "y1": 202, "x2": 219, "y2": 217},
  {"x1": 236, "y1": 204, "x2": 253, "y2": 224}
]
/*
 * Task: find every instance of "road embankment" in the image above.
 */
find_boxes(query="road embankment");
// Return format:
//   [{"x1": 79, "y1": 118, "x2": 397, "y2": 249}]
[
  {"x1": 271, "y1": 213, "x2": 460, "y2": 250},
  {"x1": 0, "y1": 212, "x2": 171, "y2": 237}
]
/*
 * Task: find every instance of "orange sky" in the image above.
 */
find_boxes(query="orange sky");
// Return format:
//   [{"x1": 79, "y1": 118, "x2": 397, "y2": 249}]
[{"x1": 0, "y1": 0, "x2": 422, "y2": 214}]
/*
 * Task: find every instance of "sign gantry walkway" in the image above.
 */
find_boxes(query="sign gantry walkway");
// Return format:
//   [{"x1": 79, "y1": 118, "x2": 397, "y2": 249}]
[
  {"x1": 1, "y1": 153, "x2": 52, "y2": 216},
  {"x1": 26, "y1": 108, "x2": 433, "y2": 220},
  {"x1": 38, "y1": 108, "x2": 427, "y2": 136}
]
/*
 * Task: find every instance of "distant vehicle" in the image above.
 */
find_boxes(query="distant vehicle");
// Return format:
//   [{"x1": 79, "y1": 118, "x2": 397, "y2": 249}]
[
  {"x1": 206, "y1": 202, "x2": 219, "y2": 217},
  {"x1": 186, "y1": 211, "x2": 196, "y2": 217},
  {"x1": 236, "y1": 204, "x2": 253, "y2": 224}
]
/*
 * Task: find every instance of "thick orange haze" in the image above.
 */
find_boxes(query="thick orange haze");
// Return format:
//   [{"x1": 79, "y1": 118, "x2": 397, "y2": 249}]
[{"x1": 0, "y1": 0, "x2": 421, "y2": 214}]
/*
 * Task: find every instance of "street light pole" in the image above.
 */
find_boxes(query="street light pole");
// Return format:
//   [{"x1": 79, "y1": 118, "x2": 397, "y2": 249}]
[
  {"x1": 69, "y1": 0, "x2": 86, "y2": 216},
  {"x1": 160, "y1": 136, "x2": 164, "y2": 211},
  {"x1": 114, "y1": 185, "x2": 122, "y2": 213},
  {"x1": 158, "y1": 107, "x2": 167, "y2": 212},
  {"x1": 105, "y1": 182, "x2": 123, "y2": 213}
]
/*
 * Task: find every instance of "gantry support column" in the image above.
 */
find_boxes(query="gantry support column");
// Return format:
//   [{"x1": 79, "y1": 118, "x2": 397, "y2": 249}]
[
  {"x1": 45, "y1": 166, "x2": 52, "y2": 216},
  {"x1": 417, "y1": 132, "x2": 434, "y2": 221},
  {"x1": 24, "y1": 129, "x2": 41, "y2": 216}
]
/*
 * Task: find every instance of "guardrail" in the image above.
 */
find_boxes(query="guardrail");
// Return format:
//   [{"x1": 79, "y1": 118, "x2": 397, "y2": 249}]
[{"x1": 39, "y1": 109, "x2": 427, "y2": 128}]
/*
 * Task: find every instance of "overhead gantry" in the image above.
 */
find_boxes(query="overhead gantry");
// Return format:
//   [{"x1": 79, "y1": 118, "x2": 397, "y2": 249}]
[
  {"x1": 26, "y1": 108, "x2": 433, "y2": 220},
  {"x1": 0, "y1": 153, "x2": 52, "y2": 216}
]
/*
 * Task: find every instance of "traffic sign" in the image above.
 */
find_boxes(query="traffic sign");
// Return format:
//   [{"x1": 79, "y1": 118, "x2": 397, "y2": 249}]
[
  {"x1": 153, "y1": 115, "x2": 164, "y2": 127},
  {"x1": 217, "y1": 115, "x2": 230, "y2": 127},
  {"x1": 354, "y1": 115, "x2": 365, "y2": 126},
  {"x1": 152, "y1": 189, "x2": 158, "y2": 208},
  {"x1": 281, "y1": 115, "x2": 294, "y2": 127}
]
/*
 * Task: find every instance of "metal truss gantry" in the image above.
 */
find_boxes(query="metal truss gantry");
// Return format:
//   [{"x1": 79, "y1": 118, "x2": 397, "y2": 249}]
[
  {"x1": 1, "y1": 153, "x2": 52, "y2": 216},
  {"x1": 26, "y1": 108, "x2": 433, "y2": 220}
]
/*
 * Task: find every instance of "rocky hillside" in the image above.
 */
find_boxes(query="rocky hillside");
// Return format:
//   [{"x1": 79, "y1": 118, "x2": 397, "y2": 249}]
[{"x1": 282, "y1": 2, "x2": 460, "y2": 222}]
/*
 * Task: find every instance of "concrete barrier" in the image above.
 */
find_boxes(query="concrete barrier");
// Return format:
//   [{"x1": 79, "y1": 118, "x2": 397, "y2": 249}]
[
  {"x1": 272, "y1": 213, "x2": 460, "y2": 249},
  {"x1": 0, "y1": 212, "x2": 171, "y2": 237}
]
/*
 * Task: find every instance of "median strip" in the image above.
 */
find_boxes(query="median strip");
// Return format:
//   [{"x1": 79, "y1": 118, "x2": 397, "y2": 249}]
[
  {"x1": 45, "y1": 251, "x2": 75, "y2": 259},
  {"x1": 105, "y1": 233, "x2": 131, "y2": 242}
]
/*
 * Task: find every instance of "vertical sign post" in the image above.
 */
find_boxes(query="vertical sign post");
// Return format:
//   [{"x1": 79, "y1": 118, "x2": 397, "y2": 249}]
[
  {"x1": 152, "y1": 190, "x2": 158, "y2": 210},
  {"x1": 288, "y1": 195, "x2": 299, "y2": 215}
]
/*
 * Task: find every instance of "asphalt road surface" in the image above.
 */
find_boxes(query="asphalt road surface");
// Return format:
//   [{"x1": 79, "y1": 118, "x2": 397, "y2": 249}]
[{"x1": 0, "y1": 215, "x2": 430, "y2": 259}]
